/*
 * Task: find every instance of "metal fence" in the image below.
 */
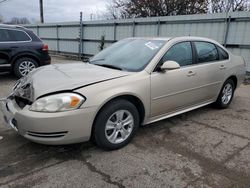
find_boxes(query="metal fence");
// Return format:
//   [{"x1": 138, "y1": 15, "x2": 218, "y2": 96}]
[{"x1": 24, "y1": 11, "x2": 250, "y2": 72}]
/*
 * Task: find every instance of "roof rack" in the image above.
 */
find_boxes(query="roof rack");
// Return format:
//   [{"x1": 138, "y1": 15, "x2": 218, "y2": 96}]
[{"x1": 0, "y1": 24, "x2": 26, "y2": 29}]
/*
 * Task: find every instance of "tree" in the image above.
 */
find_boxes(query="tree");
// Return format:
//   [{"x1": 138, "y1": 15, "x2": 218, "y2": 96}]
[
  {"x1": 106, "y1": 0, "x2": 250, "y2": 19},
  {"x1": 107, "y1": 0, "x2": 209, "y2": 19},
  {"x1": 7, "y1": 17, "x2": 30, "y2": 24},
  {"x1": 104, "y1": 2, "x2": 125, "y2": 19},
  {"x1": 210, "y1": 0, "x2": 250, "y2": 13}
]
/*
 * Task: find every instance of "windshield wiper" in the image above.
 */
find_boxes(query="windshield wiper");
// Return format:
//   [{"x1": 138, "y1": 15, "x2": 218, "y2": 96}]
[{"x1": 95, "y1": 64, "x2": 123, "y2": 70}]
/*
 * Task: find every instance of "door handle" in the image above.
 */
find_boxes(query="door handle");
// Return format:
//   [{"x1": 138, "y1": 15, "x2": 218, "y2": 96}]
[
  {"x1": 187, "y1": 71, "x2": 196, "y2": 77},
  {"x1": 219, "y1": 65, "x2": 226, "y2": 70}
]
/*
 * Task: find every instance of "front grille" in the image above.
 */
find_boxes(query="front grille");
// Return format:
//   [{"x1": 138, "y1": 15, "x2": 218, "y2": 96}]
[{"x1": 27, "y1": 131, "x2": 68, "y2": 138}]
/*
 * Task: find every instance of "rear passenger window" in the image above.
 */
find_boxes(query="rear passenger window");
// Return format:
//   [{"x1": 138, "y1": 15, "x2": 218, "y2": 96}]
[
  {"x1": 159, "y1": 42, "x2": 193, "y2": 67},
  {"x1": 8, "y1": 29, "x2": 31, "y2": 42},
  {"x1": 217, "y1": 46, "x2": 229, "y2": 60},
  {"x1": 194, "y1": 42, "x2": 219, "y2": 63},
  {"x1": 0, "y1": 29, "x2": 13, "y2": 42}
]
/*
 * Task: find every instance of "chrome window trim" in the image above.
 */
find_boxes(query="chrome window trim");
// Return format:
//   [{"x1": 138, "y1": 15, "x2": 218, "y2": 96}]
[{"x1": 151, "y1": 39, "x2": 231, "y2": 73}]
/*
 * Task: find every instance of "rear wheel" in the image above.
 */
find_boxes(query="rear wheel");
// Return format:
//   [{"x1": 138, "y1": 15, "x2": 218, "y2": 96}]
[
  {"x1": 215, "y1": 79, "x2": 235, "y2": 109},
  {"x1": 13, "y1": 57, "x2": 38, "y2": 78},
  {"x1": 93, "y1": 99, "x2": 139, "y2": 150}
]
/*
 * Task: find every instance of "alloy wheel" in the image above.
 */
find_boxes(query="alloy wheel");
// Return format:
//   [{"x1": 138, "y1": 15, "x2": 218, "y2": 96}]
[
  {"x1": 19, "y1": 61, "x2": 36, "y2": 76},
  {"x1": 105, "y1": 110, "x2": 134, "y2": 144},
  {"x1": 221, "y1": 83, "x2": 233, "y2": 105}
]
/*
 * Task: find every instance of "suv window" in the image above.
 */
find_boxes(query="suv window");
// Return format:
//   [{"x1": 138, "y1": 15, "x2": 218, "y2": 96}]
[
  {"x1": 8, "y1": 29, "x2": 31, "y2": 42},
  {"x1": 194, "y1": 42, "x2": 219, "y2": 63},
  {"x1": 0, "y1": 29, "x2": 13, "y2": 42},
  {"x1": 159, "y1": 42, "x2": 193, "y2": 67},
  {"x1": 217, "y1": 46, "x2": 229, "y2": 60}
]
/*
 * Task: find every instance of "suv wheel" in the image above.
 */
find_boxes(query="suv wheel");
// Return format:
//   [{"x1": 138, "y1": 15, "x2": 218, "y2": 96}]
[
  {"x1": 94, "y1": 99, "x2": 139, "y2": 150},
  {"x1": 14, "y1": 57, "x2": 38, "y2": 78},
  {"x1": 215, "y1": 79, "x2": 235, "y2": 109}
]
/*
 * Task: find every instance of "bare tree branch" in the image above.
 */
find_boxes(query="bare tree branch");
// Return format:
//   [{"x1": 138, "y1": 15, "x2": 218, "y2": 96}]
[
  {"x1": 5, "y1": 17, "x2": 30, "y2": 24},
  {"x1": 106, "y1": 0, "x2": 209, "y2": 19},
  {"x1": 210, "y1": 0, "x2": 250, "y2": 13}
]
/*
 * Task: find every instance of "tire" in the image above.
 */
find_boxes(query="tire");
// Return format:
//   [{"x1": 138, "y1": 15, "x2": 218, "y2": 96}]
[
  {"x1": 215, "y1": 79, "x2": 235, "y2": 109},
  {"x1": 13, "y1": 57, "x2": 38, "y2": 78},
  {"x1": 93, "y1": 99, "x2": 139, "y2": 150}
]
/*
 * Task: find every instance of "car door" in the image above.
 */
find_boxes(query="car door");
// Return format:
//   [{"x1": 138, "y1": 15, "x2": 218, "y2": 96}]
[
  {"x1": 190, "y1": 41, "x2": 227, "y2": 102},
  {"x1": 0, "y1": 28, "x2": 12, "y2": 66},
  {"x1": 150, "y1": 41, "x2": 205, "y2": 117}
]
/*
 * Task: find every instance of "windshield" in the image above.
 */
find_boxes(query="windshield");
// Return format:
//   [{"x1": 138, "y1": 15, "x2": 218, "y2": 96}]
[{"x1": 89, "y1": 38, "x2": 166, "y2": 72}]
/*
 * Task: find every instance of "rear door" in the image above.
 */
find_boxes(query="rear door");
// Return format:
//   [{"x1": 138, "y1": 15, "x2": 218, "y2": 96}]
[
  {"x1": 0, "y1": 28, "x2": 12, "y2": 66},
  {"x1": 191, "y1": 41, "x2": 228, "y2": 102}
]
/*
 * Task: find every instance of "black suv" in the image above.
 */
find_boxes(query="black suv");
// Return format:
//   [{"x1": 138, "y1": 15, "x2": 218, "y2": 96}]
[{"x1": 0, "y1": 24, "x2": 51, "y2": 78}]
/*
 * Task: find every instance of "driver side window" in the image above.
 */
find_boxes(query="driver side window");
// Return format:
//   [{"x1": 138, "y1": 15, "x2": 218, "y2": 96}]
[{"x1": 159, "y1": 42, "x2": 193, "y2": 67}]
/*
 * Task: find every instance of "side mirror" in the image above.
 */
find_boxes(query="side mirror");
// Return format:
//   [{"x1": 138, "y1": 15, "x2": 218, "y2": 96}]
[{"x1": 160, "y1": 60, "x2": 180, "y2": 71}]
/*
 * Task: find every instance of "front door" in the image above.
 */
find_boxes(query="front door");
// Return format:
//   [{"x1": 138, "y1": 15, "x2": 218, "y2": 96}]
[{"x1": 150, "y1": 41, "x2": 203, "y2": 117}]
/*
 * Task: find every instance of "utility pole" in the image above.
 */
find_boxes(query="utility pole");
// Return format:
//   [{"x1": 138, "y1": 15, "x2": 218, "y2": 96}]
[{"x1": 39, "y1": 0, "x2": 44, "y2": 23}]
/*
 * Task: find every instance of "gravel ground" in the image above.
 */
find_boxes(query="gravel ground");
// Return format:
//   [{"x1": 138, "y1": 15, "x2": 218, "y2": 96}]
[{"x1": 0, "y1": 57, "x2": 250, "y2": 188}]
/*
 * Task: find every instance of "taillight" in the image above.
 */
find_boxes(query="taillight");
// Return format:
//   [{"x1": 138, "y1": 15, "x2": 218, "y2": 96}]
[{"x1": 42, "y1": 44, "x2": 49, "y2": 51}]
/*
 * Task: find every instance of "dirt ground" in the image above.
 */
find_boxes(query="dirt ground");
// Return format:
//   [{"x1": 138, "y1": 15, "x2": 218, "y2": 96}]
[{"x1": 0, "y1": 57, "x2": 250, "y2": 188}]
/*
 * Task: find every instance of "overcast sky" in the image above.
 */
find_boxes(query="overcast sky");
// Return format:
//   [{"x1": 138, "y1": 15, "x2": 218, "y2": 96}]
[{"x1": 0, "y1": 0, "x2": 110, "y2": 23}]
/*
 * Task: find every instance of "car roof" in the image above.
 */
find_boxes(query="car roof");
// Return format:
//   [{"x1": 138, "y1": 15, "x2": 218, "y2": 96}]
[
  {"x1": 128, "y1": 37, "x2": 171, "y2": 41},
  {"x1": 128, "y1": 36, "x2": 223, "y2": 48},
  {"x1": 0, "y1": 24, "x2": 27, "y2": 30},
  {"x1": 129, "y1": 36, "x2": 217, "y2": 42}
]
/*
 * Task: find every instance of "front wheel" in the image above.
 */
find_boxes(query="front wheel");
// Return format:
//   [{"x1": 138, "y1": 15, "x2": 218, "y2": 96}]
[
  {"x1": 93, "y1": 99, "x2": 139, "y2": 150},
  {"x1": 215, "y1": 79, "x2": 235, "y2": 109}
]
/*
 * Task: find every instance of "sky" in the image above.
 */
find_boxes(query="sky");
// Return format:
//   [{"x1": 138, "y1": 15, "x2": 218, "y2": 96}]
[{"x1": 0, "y1": 0, "x2": 110, "y2": 23}]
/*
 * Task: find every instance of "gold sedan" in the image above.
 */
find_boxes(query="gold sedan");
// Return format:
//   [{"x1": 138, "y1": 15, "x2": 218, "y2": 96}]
[{"x1": 0, "y1": 37, "x2": 246, "y2": 150}]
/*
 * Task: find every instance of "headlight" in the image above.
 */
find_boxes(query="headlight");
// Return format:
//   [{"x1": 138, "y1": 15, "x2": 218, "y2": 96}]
[{"x1": 30, "y1": 93, "x2": 85, "y2": 112}]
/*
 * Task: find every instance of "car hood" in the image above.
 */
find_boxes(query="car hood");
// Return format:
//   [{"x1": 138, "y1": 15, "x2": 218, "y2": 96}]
[{"x1": 16, "y1": 63, "x2": 131, "y2": 100}]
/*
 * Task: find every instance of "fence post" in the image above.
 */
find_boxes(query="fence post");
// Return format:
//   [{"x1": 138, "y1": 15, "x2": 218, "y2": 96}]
[
  {"x1": 132, "y1": 20, "x2": 135, "y2": 37},
  {"x1": 36, "y1": 25, "x2": 39, "y2": 36},
  {"x1": 56, "y1": 25, "x2": 59, "y2": 53},
  {"x1": 78, "y1": 12, "x2": 83, "y2": 60},
  {"x1": 114, "y1": 21, "x2": 117, "y2": 41},
  {"x1": 157, "y1": 19, "x2": 160, "y2": 36},
  {"x1": 223, "y1": 15, "x2": 231, "y2": 47},
  {"x1": 81, "y1": 23, "x2": 84, "y2": 55}
]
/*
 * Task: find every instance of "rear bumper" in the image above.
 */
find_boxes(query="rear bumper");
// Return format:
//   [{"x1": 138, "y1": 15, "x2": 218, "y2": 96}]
[
  {"x1": 0, "y1": 98, "x2": 97, "y2": 145},
  {"x1": 40, "y1": 55, "x2": 51, "y2": 65}
]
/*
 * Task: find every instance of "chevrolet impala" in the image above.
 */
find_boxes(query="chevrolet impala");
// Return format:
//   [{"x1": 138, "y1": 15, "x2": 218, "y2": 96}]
[{"x1": 0, "y1": 37, "x2": 246, "y2": 150}]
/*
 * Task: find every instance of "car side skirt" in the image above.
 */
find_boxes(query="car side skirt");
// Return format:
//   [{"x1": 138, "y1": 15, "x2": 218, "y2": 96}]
[{"x1": 143, "y1": 100, "x2": 215, "y2": 125}]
